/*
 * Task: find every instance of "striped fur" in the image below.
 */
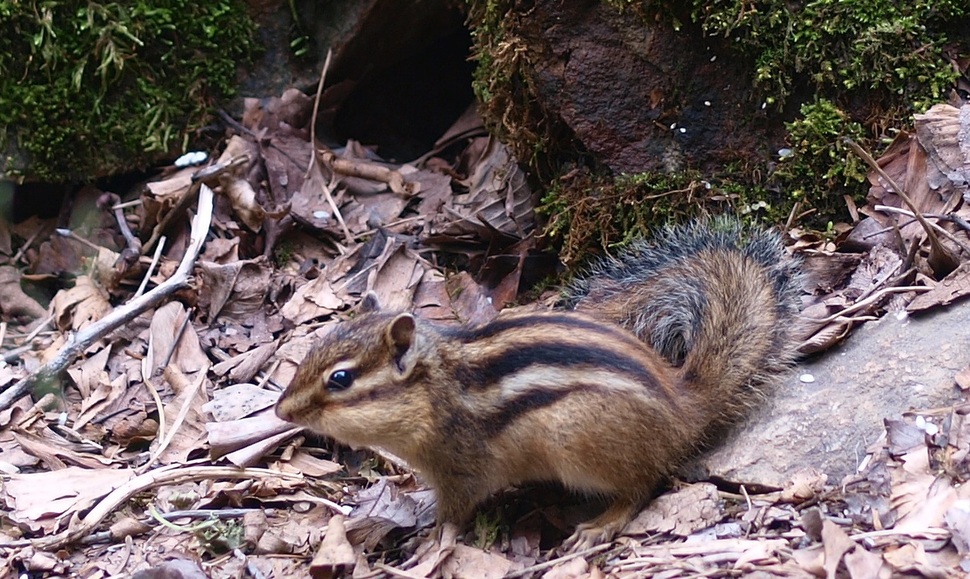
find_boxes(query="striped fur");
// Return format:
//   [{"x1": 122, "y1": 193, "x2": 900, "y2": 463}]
[{"x1": 276, "y1": 218, "x2": 802, "y2": 550}]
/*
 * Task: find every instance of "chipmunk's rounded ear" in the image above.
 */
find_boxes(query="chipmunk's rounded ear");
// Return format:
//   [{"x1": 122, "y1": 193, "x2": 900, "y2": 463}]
[
  {"x1": 386, "y1": 313, "x2": 416, "y2": 353},
  {"x1": 359, "y1": 292, "x2": 381, "y2": 313}
]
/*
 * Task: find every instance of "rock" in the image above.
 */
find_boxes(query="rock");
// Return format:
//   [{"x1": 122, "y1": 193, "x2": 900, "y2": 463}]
[
  {"x1": 699, "y1": 302, "x2": 969, "y2": 488},
  {"x1": 498, "y1": 0, "x2": 788, "y2": 174}
]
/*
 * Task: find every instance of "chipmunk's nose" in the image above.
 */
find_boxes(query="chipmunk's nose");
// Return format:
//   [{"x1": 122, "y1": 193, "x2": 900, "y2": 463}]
[{"x1": 275, "y1": 396, "x2": 292, "y2": 422}]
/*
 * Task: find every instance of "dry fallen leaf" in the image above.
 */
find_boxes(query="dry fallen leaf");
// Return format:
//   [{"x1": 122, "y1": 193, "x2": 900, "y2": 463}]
[
  {"x1": 821, "y1": 519, "x2": 855, "y2": 579},
  {"x1": 440, "y1": 543, "x2": 515, "y2": 579},
  {"x1": 50, "y1": 275, "x2": 111, "y2": 332},
  {"x1": 309, "y1": 514, "x2": 356, "y2": 579},
  {"x1": 625, "y1": 483, "x2": 722, "y2": 537},
  {"x1": 4, "y1": 467, "x2": 134, "y2": 533}
]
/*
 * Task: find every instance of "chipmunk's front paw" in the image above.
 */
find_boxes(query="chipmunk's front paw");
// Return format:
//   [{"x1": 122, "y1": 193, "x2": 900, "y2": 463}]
[
  {"x1": 561, "y1": 523, "x2": 614, "y2": 552},
  {"x1": 560, "y1": 499, "x2": 639, "y2": 553}
]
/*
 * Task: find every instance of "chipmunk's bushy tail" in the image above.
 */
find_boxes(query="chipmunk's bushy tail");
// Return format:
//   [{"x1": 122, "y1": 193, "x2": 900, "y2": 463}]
[{"x1": 566, "y1": 217, "x2": 802, "y2": 432}]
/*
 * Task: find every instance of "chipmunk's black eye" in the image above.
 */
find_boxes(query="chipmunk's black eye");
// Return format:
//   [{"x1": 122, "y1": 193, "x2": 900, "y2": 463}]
[{"x1": 327, "y1": 369, "x2": 354, "y2": 391}]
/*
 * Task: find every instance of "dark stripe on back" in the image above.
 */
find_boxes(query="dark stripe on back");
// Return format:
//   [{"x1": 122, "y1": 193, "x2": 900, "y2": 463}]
[
  {"x1": 460, "y1": 342, "x2": 665, "y2": 396},
  {"x1": 447, "y1": 314, "x2": 645, "y2": 349},
  {"x1": 482, "y1": 387, "x2": 572, "y2": 437}
]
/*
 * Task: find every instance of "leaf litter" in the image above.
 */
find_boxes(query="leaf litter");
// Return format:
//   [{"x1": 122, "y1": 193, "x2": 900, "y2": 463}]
[{"x1": 0, "y1": 86, "x2": 969, "y2": 577}]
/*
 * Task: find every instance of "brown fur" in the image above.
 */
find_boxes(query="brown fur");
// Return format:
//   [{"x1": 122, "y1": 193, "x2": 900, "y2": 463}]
[{"x1": 276, "y1": 220, "x2": 801, "y2": 549}]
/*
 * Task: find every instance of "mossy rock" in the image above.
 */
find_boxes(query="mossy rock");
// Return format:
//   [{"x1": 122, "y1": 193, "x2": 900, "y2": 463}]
[
  {"x1": 0, "y1": 0, "x2": 256, "y2": 183},
  {"x1": 466, "y1": 0, "x2": 968, "y2": 252}
]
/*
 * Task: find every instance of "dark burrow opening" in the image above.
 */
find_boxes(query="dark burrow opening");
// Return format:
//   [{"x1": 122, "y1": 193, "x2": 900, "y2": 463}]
[{"x1": 331, "y1": 22, "x2": 476, "y2": 163}]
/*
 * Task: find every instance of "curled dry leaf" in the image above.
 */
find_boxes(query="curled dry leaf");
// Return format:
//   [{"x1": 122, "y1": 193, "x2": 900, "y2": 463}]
[
  {"x1": 203, "y1": 383, "x2": 279, "y2": 422},
  {"x1": 206, "y1": 410, "x2": 298, "y2": 465},
  {"x1": 435, "y1": 137, "x2": 534, "y2": 239},
  {"x1": 345, "y1": 479, "x2": 436, "y2": 550},
  {"x1": 145, "y1": 302, "x2": 209, "y2": 378},
  {"x1": 821, "y1": 520, "x2": 855, "y2": 579},
  {"x1": 197, "y1": 258, "x2": 273, "y2": 322},
  {"x1": 130, "y1": 558, "x2": 208, "y2": 579},
  {"x1": 780, "y1": 468, "x2": 828, "y2": 503},
  {"x1": 914, "y1": 103, "x2": 970, "y2": 192},
  {"x1": 220, "y1": 175, "x2": 265, "y2": 232},
  {"x1": 624, "y1": 483, "x2": 722, "y2": 537},
  {"x1": 50, "y1": 275, "x2": 111, "y2": 332},
  {"x1": 4, "y1": 467, "x2": 134, "y2": 533},
  {"x1": 0, "y1": 265, "x2": 47, "y2": 322},
  {"x1": 310, "y1": 514, "x2": 356, "y2": 579},
  {"x1": 440, "y1": 544, "x2": 515, "y2": 579},
  {"x1": 907, "y1": 262, "x2": 970, "y2": 312},
  {"x1": 278, "y1": 274, "x2": 346, "y2": 325}
]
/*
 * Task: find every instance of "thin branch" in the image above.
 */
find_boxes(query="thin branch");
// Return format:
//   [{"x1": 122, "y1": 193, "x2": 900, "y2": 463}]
[
  {"x1": 0, "y1": 464, "x2": 303, "y2": 550},
  {"x1": 843, "y1": 138, "x2": 952, "y2": 262},
  {"x1": 505, "y1": 544, "x2": 617, "y2": 578},
  {"x1": 134, "y1": 235, "x2": 166, "y2": 299},
  {"x1": 872, "y1": 205, "x2": 970, "y2": 254},
  {"x1": 803, "y1": 285, "x2": 931, "y2": 325},
  {"x1": 306, "y1": 48, "x2": 332, "y2": 179},
  {"x1": 0, "y1": 185, "x2": 215, "y2": 413}
]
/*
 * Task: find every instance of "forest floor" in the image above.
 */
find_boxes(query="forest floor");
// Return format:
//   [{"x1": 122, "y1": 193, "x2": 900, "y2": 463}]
[{"x1": 0, "y1": 89, "x2": 969, "y2": 578}]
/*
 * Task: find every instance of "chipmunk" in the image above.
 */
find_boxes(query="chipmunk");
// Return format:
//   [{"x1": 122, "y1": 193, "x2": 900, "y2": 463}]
[{"x1": 275, "y1": 218, "x2": 802, "y2": 550}]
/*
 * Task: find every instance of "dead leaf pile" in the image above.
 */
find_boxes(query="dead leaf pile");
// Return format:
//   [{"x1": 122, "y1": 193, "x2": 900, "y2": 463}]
[
  {"x1": 0, "y1": 88, "x2": 968, "y2": 578},
  {"x1": 795, "y1": 103, "x2": 970, "y2": 353},
  {"x1": 0, "y1": 83, "x2": 548, "y2": 576}
]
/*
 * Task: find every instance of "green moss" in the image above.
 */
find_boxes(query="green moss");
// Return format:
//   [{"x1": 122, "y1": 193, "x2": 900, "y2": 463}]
[
  {"x1": 539, "y1": 168, "x2": 782, "y2": 264},
  {"x1": 0, "y1": 0, "x2": 256, "y2": 182},
  {"x1": 467, "y1": 0, "x2": 965, "y2": 255},
  {"x1": 691, "y1": 0, "x2": 964, "y2": 111},
  {"x1": 775, "y1": 99, "x2": 868, "y2": 221},
  {"x1": 466, "y1": 0, "x2": 563, "y2": 178}
]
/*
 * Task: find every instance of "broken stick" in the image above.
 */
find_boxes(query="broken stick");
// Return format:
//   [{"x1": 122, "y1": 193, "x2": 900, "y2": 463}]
[{"x1": 0, "y1": 185, "x2": 215, "y2": 413}]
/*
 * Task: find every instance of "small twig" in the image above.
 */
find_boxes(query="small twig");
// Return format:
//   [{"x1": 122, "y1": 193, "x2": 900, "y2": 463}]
[
  {"x1": 784, "y1": 201, "x2": 801, "y2": 232},
  {"x1": 21, "y1": 313, "x2": 54, "y2": 345},
  {"x1": 374, "y1": 563, "x2": 429, "y2": 579},
  {"x1": 306, "y1": 48, "x2": 332, "y2": 179},
  {"x1": 143, "y1": 377, "x2": 166, "y2": 460},
  {"x1": 505, "y1": 543, "x2": 617, "y2": 578},
  {"x1": 843, "y1": 138, "x2": 952, "y2": 263},
  {"x1": 55, "y1": 229, "x2": 101, "y2": 252},
  {"x1": 872, "y1": 205, "x2": 970, "y2": 255},
  {"x1": 0, "y1": 464, "x2": 304, "y2": 550},
  {"x1": 804, "y1": 285, "x2": 931, "y2": 325},
  {"x1": 851, "y1": 527, "x2": 949, "y2": 543},
  {"x1": 3, "y1": 342, "x2": 35, "y2": 364},
  {"x1": 79, "y1": 507, "x2": 259, "y2": 545},
  {"x1": 12, "y1": 227, "x2": 44, "y2": 264},
  {"x1": 255, "y1": 358, "x2": 282, "y2": 391},
  {"x1": 2, "y1": 314, "x2": 54, "y2": 363},
  {"x1": 321, "y1": 150, "x2": 419, "y2": 197},
  {"x1": 158, "y1": 308, "x2": 194, "y2": 373},
  {"x1": 111, "y1": 199, "x2": 143, "y2": 211},
  {"x1": 318, "y1": 165, "x2": 353, "y2": 246},
  {"x1": 147, "y1": 503, "x2": 220, "y2": 533},
  {"x1": 12, "y1": 392, "x2": 59, "y2": 429},
  {"x1": 353, "y1": 215, "x2": 427, "y2": 241},
  {"x1": 98, "y1": 192, "x2": 142, "y2": 264},
  {"x1": 139, "y1": 305, "x2": 195, "y2": 472},
  {"x1": 134, "y1": 235, "x2": 166, "y2": 299},
  {"x1": 301, "y1": 48, "x2": 357, "y2": 245},
  {"x1": 138, "y1": 366, "x2": 207, "y2": 474},
  {"x1": 740, "y1": 484, "x2": 753, "y2": 511},
  {"x1": 0, "y1": 185, "x2": 215, "y2": 413}
]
